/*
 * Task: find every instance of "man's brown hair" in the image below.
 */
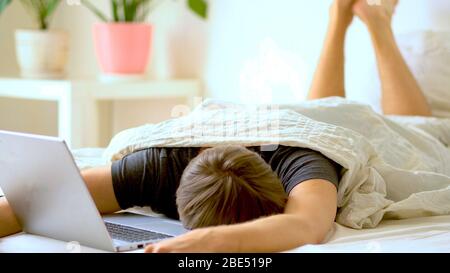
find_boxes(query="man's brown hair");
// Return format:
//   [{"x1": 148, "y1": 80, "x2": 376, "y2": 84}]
[{"x1": 176, "y1": 145, "x2": 287, "y2": 229}]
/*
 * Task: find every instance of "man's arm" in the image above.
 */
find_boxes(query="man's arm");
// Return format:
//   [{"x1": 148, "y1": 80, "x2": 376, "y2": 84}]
[
  {"x1": 0, "y1": 197, "x2": 21, "y2": 237},
  {"x1": 81, "y1": 165, "x2": 121, "y2": 214},
  {"x1": 0, "y1": 166, "x2": 121, "y2": 238},
  {"x1": 145, "y1": 179, "x2": 338, "y2": 253}
]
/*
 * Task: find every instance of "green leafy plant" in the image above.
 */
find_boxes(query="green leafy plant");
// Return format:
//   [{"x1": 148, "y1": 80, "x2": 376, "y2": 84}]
[
  {"x1": 81, "y1": 0, "x2": 208, "y2": 23},
  {"x1": 0, "y1": 0, "x2": 61, "y2": 29},
  {"x1": 187, "y1": 0, "x2": 207, "y2": 19},
  {"x1": 0, "y1": 0, "x2": 12, "y2": 15},
  {"x1": 19, "y1": 0, "x2": 62, "y2": 30}
]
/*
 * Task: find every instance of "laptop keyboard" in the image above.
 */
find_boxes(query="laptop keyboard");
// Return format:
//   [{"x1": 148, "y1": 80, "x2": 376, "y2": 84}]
[{"x1": 105, "y1": 222, "x2": 173, "y2": 243}]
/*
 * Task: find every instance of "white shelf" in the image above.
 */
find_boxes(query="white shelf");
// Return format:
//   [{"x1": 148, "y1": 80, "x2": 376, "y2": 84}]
[
  {"x1": 0, "y1": 78, "x2": 201, "y2": 100},
  {"x1": 0, "y1": 78, "x2": 203, "y2": 148},
  {"x1": 87, "y1": 80, "x2": 201, "y2": 100},
  {"x1": 0, "y1": 78, "x2": 72, "y2": 101}
]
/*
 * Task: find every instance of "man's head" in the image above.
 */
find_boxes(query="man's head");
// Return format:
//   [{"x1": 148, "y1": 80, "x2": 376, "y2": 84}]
[{"x1": 176, "y1": 145, "x2": 287, "y2": 229}]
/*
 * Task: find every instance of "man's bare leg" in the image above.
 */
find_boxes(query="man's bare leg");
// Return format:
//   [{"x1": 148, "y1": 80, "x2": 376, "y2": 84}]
[
  {"x1": 353, "y1": 0, "x2": 432, "y2": 116},
  {"x1": 308, "y1": 0, "x2": 355, "y2": 100}
]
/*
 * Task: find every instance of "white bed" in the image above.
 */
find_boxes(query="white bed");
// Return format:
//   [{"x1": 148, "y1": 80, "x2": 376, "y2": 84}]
[
  {"x1": 76, "y1": 148, "x2": 450, "y2": 253},
  {"x1": 0, "y1": 147, "x2": 449, "y2": 253},
  {"x1": 1, "y1": 213, "x2": 449, "y2": 253},
  {"x1": 293, "y1": 215, "x2": 450, "y2": 253}
]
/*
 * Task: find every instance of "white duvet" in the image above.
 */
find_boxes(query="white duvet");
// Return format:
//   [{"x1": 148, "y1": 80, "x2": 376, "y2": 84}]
[{"x1": 101, "y1": 97, "x2": 450, "y2": 229}]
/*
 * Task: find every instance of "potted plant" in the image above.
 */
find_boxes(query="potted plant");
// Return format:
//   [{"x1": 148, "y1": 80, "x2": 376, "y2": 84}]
[
  {"x1": 81, "y1": 0, "x2": 207, "y2": 78},
  {"x1": 9, "y1": 0, "x2": 69, "y2": 79},
  {"x1": 0, "y1": 0, "x2": 12, "y2": 15}
]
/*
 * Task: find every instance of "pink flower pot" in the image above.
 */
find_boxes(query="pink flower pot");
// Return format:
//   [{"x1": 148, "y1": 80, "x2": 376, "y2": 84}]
[{"x1": 93, "y1": 23, "x2": 152, "y2": 75}]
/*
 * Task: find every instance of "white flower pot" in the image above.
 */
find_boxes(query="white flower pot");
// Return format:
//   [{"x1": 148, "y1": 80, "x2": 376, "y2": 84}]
[{"x1": 15, "y1": 29, "x2": 69, "y2": 79}]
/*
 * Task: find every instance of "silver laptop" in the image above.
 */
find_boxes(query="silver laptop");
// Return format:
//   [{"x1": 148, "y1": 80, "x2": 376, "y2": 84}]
[{"x1": 0, "y1": 130, "x2": 188, "y2": 252}]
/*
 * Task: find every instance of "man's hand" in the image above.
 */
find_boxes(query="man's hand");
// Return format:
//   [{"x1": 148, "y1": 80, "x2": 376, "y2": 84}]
[
  {"x1": 146, "y1": 180, "x2": 337, "y2": 253},
  {"x1": 144, "y1": 227, "x2": 238, "y2": 253}
]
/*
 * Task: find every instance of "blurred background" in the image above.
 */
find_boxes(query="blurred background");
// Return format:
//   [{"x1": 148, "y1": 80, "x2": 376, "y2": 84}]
[{"x1": 0, "y1": 0, "x2": 449, "y2": 147}]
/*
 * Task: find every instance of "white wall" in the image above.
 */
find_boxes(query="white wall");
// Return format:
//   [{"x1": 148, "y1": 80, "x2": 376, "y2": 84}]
[
  {"x1": 204, "y1": 0, "x2": 450, "y2": 106},
  {"x1": 0, "y1": 1, "x2": 29, "y2": 76}
]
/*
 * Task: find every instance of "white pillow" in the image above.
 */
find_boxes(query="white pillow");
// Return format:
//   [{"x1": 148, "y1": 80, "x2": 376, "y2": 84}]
[{"x1": 396, "y1": 31, "x2": 450, "y2": 118}]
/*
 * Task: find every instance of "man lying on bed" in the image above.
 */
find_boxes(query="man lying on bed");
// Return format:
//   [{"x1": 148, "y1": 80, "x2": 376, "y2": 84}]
[{"x1": 0, "y1": 0, "x2": 433, "y2": 252}]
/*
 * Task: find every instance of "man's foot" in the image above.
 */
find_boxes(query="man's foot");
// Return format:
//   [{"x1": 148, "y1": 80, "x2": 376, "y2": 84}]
[
  {"x1": 353, "y1": 0, "x2": 399, "y2": 29},
  {"x1": 330, "y1": 0, "x2": 357, "y2": 28}
]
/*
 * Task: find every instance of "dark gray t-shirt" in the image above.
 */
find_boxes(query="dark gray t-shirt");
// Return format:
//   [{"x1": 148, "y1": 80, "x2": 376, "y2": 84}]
[{"x1": 111, "y1": 145, "x2": 341, "y2": 220}]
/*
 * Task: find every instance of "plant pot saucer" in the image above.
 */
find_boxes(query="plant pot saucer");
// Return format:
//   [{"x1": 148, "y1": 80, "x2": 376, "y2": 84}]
[{"x1": 98, "y1": 73, "x2": 148, "y2": 83}]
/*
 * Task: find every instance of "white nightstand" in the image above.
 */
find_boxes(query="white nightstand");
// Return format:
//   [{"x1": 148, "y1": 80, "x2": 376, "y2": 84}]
[{"x1": 0, "y1": 78, "x2": 202, "y2": 148}]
